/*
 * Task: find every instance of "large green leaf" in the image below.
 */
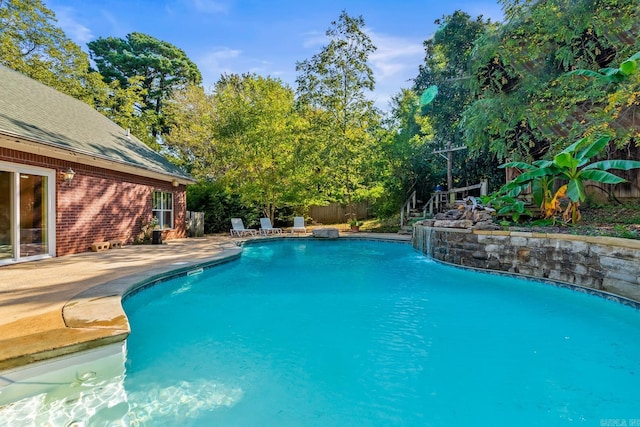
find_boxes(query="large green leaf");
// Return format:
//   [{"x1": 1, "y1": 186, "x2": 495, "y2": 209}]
[
  {"x1": 500, "y1": 180, "x2": 527, "y2": 195},
  {"x1": 566, "y1": 179, "x2": 586, "y2": 202},
  {"x1": 561, "y1": 136, "x2": 588, "y2": 154},
  {"x1": 511, "y1": 167, "x2": 555, "y2": 185},
  {"x1": 602, "y1": 67, "x2": 621, "y2": 77},
  {"x1": 553, "y1": 152, "x2": 577, "y2": 170},
  {"x1": 526, "y1": 167, "x2": 556, "y2": 178},
  {"x1": 499, "y1": 161, "x2": 539, "y2": 170},
  {"x1": 620, "y1": 59, "x2": 637, "y2": 76},
  {"x1": 566, "y1": 69, "x2": 605, "y2": 79},
  {"x1": 575, "y1": 135, "x2": 610, "y2": 164},
  {"x1": 584, "y1": 159, "x2": 640, "y2": 171},
  {"x1": 498, "y1": 206, "x2": 513, "y2": 215},
  {"x1": 531, "y1": 176, "x2": 553, "y2": 208},
  {"x1": 580, "y1": 169, "x2": 626, "y2": 184},
  {"x1": 532, "y1": 160, "x2": 553, "y2": 168}
]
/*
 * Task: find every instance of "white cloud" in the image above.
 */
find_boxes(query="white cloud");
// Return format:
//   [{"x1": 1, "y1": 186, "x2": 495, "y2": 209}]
[
  {"x1": 197, "y1": 48, "x2": 286, "y2": 89},
  {"x1": 367, "y1": 30, "x2": 426, "y2": 111},
  {"x1": 368, "y1": 30, "x2": 425, "y2": 79},
  {"x1": 54, "y1": 6, "x2": 93, "y2": 44},
  {"x1": 301, "y1": 31, "x2": 327, "y2": 49},
  {"x1": 197, "y1": 47, "x2": 243, "y2": 88}
]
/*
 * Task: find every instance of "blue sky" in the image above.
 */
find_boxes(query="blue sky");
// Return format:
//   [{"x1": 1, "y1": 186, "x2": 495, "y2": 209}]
[{"x1": 47, "y1": 0, "x2": 503, "y2": 111}]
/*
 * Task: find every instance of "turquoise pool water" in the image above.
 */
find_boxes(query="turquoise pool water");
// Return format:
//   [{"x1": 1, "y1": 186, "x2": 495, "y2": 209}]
[{"x1": 121, "y1": 239, "x2": 640, "y2": 426}]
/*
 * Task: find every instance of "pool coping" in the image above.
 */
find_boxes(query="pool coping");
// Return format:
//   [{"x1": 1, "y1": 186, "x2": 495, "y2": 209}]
[
  {"x1": 0, "y1": 237, "x2": 242, "y2": 372},
  {"x1": 0, "y1": 233, "x2": 409, "y2": 373}
]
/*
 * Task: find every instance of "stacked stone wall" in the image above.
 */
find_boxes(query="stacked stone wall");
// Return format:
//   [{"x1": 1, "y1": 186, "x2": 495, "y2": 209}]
[{"x1": 414, "y1": 226, "x2": 640, "y2": 302}]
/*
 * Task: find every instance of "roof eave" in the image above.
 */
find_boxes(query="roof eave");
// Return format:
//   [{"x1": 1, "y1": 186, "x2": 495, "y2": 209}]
[{"x1": 0, "y1": 130, "x2": 196, "y2": 185}]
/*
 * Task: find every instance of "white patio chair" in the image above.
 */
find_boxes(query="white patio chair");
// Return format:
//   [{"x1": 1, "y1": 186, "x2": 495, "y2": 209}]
[
  {"x1": 230, "y1": 218, "x2": 256, "y2": 237},
  {"x1": 259, "y1": 217, "x2": 282, "y2": 235},
  {"x1": 291, "y1": 216, "x2": 307, "y2": 234}
]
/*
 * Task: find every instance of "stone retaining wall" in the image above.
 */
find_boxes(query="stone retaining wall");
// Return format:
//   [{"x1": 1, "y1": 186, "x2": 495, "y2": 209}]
[{"x1": 413, "y1": 225, "x2": 640, "y2": 302}]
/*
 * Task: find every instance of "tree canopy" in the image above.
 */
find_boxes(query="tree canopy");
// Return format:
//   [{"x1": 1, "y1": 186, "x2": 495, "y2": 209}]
[
  {"x1": 165, "y1": 74, "x2": 311, "y2": 221},
  {"x1": 461, "y1": 0, "x2": 640, "y2": 162},
  {"x1": 88, "y1": 32, "x2": 202, "y2": 146},
  {"x1": 412, "y1": 10, "x2": 502, "y2": 192},
  {"x1": 3, "y1": 0, "x2": 638, "y2": 223},
  {"x1": 295, "y1": 11, "x2": 382, "y2": 216},
  {"x1": 0, "y1": 0, "x2": 105, "y2": 105}
]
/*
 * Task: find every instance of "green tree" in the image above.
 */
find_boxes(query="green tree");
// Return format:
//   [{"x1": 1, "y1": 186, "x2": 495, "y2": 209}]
[
  {"x1": 92, "y1": 76, "x2": 156, "y2": 147},
  {"x1": 461, "y1": 0, "x2": 640, "y2": 162},
  {"x1": 413, "y1": 11, "x2": 501, "y2": 192},
  {"x1": 565, "y1": 50, "x2": 640, "y2": 147},
  {"x1": 295, "y1": 11, "x2": 381, "y2": 219},
  {"x1": 497, "y1": 134, "x2": 640, "y2": 223},
  {"x1": 88, "y1": 32, "x2": 202, "y2": 147},
  {"x1": 0, "y1": 0, "x2": 106, "y2": 105},
  {"x1": 374, "y1": 89, "x2": 434, "y2": 216},
  {"x1": 162, "y1": 83, "x2": 215, "y2": 175},
  {"x1": 166, "y1": 74, "x2": 309, "y2": 222},
  {"x1": 186, "y1": 180, "x2": 260, "y2": 233}
]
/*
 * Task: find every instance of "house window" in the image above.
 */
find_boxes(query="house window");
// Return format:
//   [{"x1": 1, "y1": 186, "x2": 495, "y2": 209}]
[{"x1": 152, "y1": 191, "x2": 173, "y2": 229}]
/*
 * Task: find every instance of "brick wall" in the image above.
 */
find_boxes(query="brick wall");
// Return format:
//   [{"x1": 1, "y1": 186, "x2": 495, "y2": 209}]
[{"x1": 1, "y1": 147, "x2": 187, "y2": 256}]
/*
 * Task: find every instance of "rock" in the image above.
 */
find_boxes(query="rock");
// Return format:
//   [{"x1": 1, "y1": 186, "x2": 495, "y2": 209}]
[
  {"x1": 312, "y1": 228, "x2": 339, "y2": 239},
  {"x1": 473, "y1": 221, "x2": 502, "y2": 231},
  {"x1": 433, "y1": 219, "x2": 474, "y2": 229},
  {"x1": 435, "y1": 209, "x2": 463, "y2": 221},
  {"x1": 473, "y1": 211, "x2": 494, "y2": 222}
]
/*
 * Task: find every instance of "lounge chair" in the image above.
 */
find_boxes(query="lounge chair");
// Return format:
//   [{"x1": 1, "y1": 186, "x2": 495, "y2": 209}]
[
  {"x1": 230, "y1": 218, "x2": 256, "y2": 237},
  {"x1": 291, "y1": 216, "x2": 307, "y2": 234},
  {"x1": 259, "y1": 217, "x2": 282, "y2": 235}
]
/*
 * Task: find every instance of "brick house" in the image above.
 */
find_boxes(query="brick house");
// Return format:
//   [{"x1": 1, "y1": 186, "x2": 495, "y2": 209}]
[{"x1": 0, "y1": 66, "x2": 195, "y2": 264}]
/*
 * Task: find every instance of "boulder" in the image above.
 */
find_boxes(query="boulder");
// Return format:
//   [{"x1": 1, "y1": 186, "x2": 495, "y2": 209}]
[
  {"x1": 433, "y1": 219, "x2": 474, "y2": 229},
  {"x1": 473, "y1": 221, "x2": 502, "y2": 231},
  {"x1": 435, "y1": 209, "x2": 463, "y2": 221}
]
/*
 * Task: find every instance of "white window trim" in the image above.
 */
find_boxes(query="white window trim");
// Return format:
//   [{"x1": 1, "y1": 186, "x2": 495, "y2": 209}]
[
  {"x1": 0, "y1": 160, "x2": 56, "y2": 264},
  {"x1": 152, "y1": 190, "x2": 174, "y2": 230}
]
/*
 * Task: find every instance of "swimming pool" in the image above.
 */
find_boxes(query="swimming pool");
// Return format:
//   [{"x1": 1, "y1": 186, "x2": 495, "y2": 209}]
[{"x1": 2, "y1": 238, "x2": 640, "y2": 426}]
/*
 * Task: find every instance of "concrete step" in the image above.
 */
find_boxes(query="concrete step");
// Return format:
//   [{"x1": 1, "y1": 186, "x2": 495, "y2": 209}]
[{"x1": 397, "y1": 226, "x2": 413, "y2": 235}]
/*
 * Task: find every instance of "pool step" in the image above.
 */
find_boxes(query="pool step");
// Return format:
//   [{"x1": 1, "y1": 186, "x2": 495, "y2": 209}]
[{"x1": 397, "y1": 226, "x2": 413, "y2": 236}]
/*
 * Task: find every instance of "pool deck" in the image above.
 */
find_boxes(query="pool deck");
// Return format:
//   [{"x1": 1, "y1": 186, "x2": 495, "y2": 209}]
[{"x1": 0, "y1": 232, "x2": 410, "y2": 372}]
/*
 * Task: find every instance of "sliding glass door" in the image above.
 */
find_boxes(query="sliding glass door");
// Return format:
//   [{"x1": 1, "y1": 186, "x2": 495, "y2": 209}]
[
  {"x1": 0, "y1": 162, "x2": 55, "y2": 264},
  {"x1": 0, "y1": 171, "x2": 12, "y2": 261},
  {"x1": 19, "y1": 173, "x2": 48, "y2": 257}
]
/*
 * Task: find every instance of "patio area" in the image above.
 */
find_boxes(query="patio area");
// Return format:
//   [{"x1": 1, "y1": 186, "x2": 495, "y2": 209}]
[{"x1": 0, "y1": 235, "x2": 242, "y2": 371}]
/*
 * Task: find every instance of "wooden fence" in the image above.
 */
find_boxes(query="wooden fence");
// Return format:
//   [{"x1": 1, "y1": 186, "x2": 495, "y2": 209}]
[
  {"x1": 308, "y1": 201, "x2": 370, "y2": 224},
  {"x1": 506, "y1": 168, "x2": 640, "y2": 202}
]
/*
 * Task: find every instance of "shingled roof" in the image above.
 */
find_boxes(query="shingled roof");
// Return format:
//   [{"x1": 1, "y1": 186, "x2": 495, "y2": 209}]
[{"x1": 0, "y1": 65, "x2": 192, "y2": 182}]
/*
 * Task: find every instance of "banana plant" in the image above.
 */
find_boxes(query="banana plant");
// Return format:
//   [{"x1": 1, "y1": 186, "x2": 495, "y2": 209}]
[
  {"x1": 496, "y1": 134, "x2": 640, "y2": 224},
  {"x1": 567, "y1": 50, "x2": 640, "y2": 83}
]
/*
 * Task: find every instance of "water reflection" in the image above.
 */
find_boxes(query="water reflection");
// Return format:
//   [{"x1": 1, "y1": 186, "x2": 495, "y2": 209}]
[
  {"x1": 0, "y1": 343, "x2": 244, "y2": 426},
  {"x1": 0, "y1": 344, "x2": 128, "y2": 426}
]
